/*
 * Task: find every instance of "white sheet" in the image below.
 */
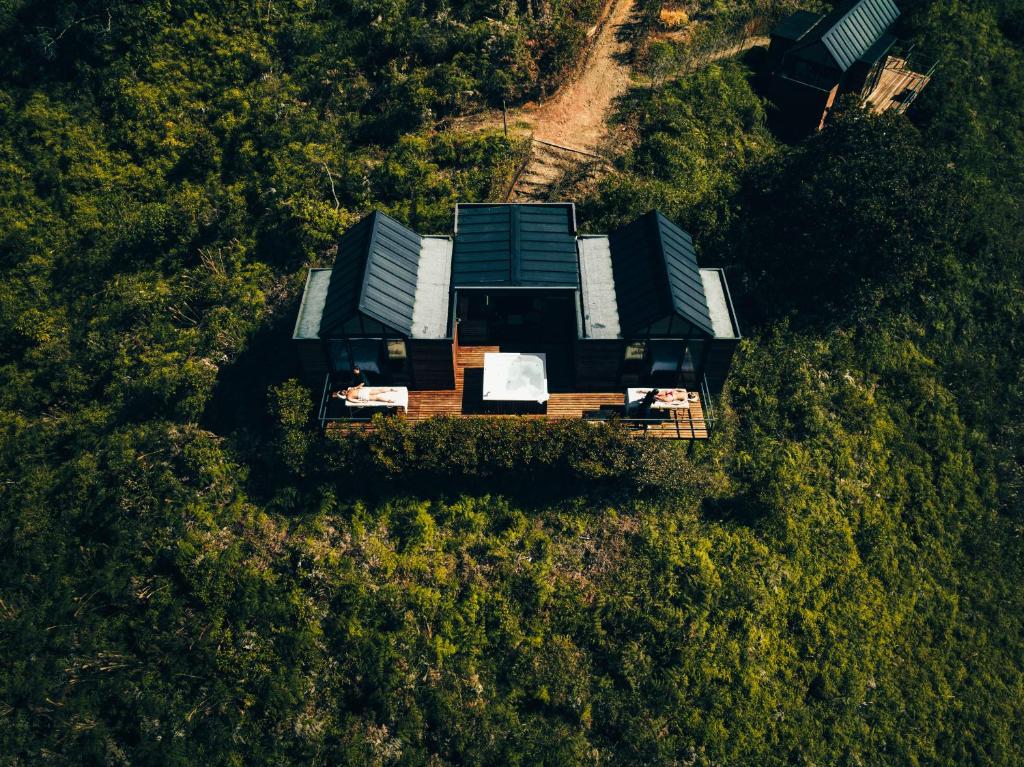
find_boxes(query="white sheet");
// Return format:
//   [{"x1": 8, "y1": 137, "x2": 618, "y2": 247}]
[
  {"x1": 343, "y1": 386, "x2": 409, "y2": 413},
  {"x1": 482, "y1": 353, "x2": 549, "y2": 403},
  {"x1": 626, "y1": 388, "x2": 692, "y2": 410}
]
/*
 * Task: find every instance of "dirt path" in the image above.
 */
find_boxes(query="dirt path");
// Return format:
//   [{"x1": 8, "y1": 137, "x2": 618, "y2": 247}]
[
  {"x1": 497, "y1": 6, "x2": 768, "y2": 201},
  {"x1": 532, "y1": 0, "x2": 637, "y2": 154}
]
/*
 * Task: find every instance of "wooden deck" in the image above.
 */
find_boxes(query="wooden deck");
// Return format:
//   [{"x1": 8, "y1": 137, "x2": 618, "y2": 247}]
[
  {"x1": 325, "y1": 345, "x2": 710, "y2": 439},
  {"x1": 864, "y1": 57, "x2": 932, "y2": 115}
]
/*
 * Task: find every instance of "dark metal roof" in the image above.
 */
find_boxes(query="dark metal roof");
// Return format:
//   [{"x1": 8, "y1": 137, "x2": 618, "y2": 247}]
[
  {"x1": 319, "y1": 211, "x2": 421, "y2": 337},
  {"x1": 857, "y1": 32, "x2": 897, "y2": 65},
  {"x1": 821, "y1": 0, "x2": 900, "y2": 69},
  {"x1": 787, "y1": 0, "x2": 900, "y2": 72},
  {"x1": 452, "y1": 203, "x2": 579, "y2": 288},
  {"x1": 772, "y1": 10, "x2": 823, "y2": 42},
  {"x1": 608, "y1": 211, "x2": 714, "y2": 337}
]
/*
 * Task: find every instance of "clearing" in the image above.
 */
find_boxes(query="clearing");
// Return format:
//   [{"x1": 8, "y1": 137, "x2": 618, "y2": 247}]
[{"x1": 448, "y1": 0, "x2": 771, "y2": 201}]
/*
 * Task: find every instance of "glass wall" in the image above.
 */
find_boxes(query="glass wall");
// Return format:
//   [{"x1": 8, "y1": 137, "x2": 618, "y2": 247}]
[
  {"x1": 324, "y1": 332, "x2": 409, "y2": 382},
  {"x1": 620, "y1": 324, "x2": 710, "y2": 387}
]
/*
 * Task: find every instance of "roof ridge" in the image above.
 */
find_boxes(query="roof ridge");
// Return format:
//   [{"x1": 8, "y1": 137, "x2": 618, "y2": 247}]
[
  {"x1": 649, "y1": 211, "x2": 678, "y2": 324},
  {"x1": 651, "y1": 210, "x2": 715, "y2": 337},
  {"x1": 356, "y1": 210, "x2": 383, "y2": 325}
]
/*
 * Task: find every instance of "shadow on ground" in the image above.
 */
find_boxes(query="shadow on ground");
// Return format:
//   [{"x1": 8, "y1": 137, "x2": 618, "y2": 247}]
[{"x1": 201, "y1": 296, "x2": 303, "y2": 441}]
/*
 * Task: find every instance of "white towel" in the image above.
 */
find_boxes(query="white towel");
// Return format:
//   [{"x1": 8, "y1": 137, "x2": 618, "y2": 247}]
[
  {"x1": 344, "y1": 387, "x2": 409, "y2": 414},
  {"x1": 626, "y1": 388, "x2": 691, "y2": 410}
]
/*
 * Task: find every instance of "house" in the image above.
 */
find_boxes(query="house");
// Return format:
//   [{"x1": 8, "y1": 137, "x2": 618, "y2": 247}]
[
  {"x1": 293, "y1": 203, "x2": 741, "y2": 438},
  {"x1": 768, "y1": 0, "x2": 936, "y2": 133}
]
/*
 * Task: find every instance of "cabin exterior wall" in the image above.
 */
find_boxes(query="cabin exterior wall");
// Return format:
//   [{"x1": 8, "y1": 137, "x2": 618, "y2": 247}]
[
  {"x1": 844, "y1": 61, "x2": 868, "y2": 94},
  {"x1": 573, "y1": 340, "x2": 625, "y2": 390},
  {"x1": 296, "y1": 339, "x2": 328, "y2": 382},
  {"x1": 774, "y1": 76, "x2": 839, "y2": 135},
  {"x1": 767, "y1": 36, "x2": 797, "y2": 72},
  {"x1": 704, "y1": 338, "x2": 740, "y2": 395},
  {"x1": 408, "y1": 339, "x2": 456, "y2": 390}
]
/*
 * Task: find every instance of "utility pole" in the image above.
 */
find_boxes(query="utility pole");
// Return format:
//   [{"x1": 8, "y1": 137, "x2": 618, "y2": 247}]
[{"x1": 502, "y1": 100, "x2": 508, "y2": 137}]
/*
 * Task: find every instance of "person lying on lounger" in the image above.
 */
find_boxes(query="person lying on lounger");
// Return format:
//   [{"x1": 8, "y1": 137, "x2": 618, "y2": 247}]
[
  {"x1": 653, "y1": 388, "x2": 699, "y2": 404},
  {"x1": 331, "y1": 384, "x2": 404, "y2": 405}
]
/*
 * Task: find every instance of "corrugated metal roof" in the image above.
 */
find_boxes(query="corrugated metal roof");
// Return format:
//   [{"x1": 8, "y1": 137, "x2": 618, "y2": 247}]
[
  {"x1": 821, "y1": 0, "x2": 900, "y2": 70},
  {"x1": 857, "y1": 32, "x2": 897, "y2": 65},
  {"x1": 608, "y1": 211, "x2": 714, "y2": 337},
  {"x1": 452, "y1": 203, "x2": 579, "y2": 288},
  {"x1": 319, "y1": 211, "x2": 422, "y2": 337}
]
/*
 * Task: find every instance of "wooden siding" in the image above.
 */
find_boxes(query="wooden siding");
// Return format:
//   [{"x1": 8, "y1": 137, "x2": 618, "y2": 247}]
[
  {"x1": 296, "y1": 339, "x2": 327, "y2": 381},
  {"x1": 408, "y1": 339, "x2": 456, "y2": 390},
  {"x1": 574, "y1": 339, "x2": 624, "y2": 390},
  {"x1": 325, "y1": 344, "x2": 709, "y2": 439},
  {"x1": 704, "y1": 338, "x2": 739, "y2": 395}
]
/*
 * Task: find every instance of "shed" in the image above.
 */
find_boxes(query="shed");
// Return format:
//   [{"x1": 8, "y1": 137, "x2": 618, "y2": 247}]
[{"x1": 768, "y1": 0, "x2": 928, "y2": 134}]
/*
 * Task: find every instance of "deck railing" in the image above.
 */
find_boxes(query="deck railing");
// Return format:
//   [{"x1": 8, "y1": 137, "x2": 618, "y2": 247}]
[{"x1": 317, "y1": 373, "x2": 716, "y2": 439}]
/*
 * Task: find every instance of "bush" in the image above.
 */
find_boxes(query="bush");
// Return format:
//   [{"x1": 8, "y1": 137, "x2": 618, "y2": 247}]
[
  {"x1": 320, "y1": 415, "x2": 699, "y2": 496},
  {"x1": 269, "y1": 379, "x2": 314, "y2": 476}
]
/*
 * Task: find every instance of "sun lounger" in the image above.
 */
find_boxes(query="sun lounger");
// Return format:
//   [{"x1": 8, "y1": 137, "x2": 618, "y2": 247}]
[
  {"x1": 626, "y1": 388, "x2": 693, "y2": 410},
  {"x1": 342, "y1": 386, "x2": 409, "y2": 414}
]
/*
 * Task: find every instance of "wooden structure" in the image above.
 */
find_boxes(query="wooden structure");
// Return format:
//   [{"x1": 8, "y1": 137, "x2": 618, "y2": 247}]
[
  {"x1": 321, "y1": 344, "x2": 711, "y2": 439},
  {"x1": 768, "y1": 0, "x2": 935, "y2": 133},
  {"x1": 862, "y1": 54, "x2": 933, "y2": 114},
  {"x1": 295, "y1": 203, "x2": 739, "y2": 440}
]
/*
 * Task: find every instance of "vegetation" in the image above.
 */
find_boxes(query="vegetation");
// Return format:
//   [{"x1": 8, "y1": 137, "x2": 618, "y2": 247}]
[{"x1": 1, "y1": 0, "x2": 1023, "y2": 765}]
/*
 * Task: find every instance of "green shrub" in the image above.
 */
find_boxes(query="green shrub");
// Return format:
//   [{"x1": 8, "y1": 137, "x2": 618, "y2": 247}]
[
  {"x1": 321, "y1": 415, "x2": 696, "y2": 496},
  {"x1": 269, "y1": 379, "x2": 314, "y2": 476}
]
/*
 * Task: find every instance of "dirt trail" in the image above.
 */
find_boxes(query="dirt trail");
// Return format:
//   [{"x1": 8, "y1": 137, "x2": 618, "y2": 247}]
[
  {"x1": 500, "y1": 4, "x2": 768, "y2": 201},
  {"x1": 532, "y1": 0, "x2": 637, "y2": 153},
  {"x1": 506, "y1": 0, "x2": 636, "y2": 201}
]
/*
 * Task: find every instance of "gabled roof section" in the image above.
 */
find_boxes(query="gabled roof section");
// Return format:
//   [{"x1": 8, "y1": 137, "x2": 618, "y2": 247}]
[
  {"x1": 319, "y1": 211, "x2": 422, "y2": 337},
  {"x1": 772, "y1": 10, "x2": 824, "y2": 42},
  {"x1": 821, "y1": 0, "x2": 900, "y2": 70},
  {"x1": 788, "y1": 0, "x2": 900, "y2": 72},
  {"x1": 452, "y1": 203, "x2": 579, "y2": 288},
  {"x1": 608, "y1": 211, "x2": 714, "y2": 337}
]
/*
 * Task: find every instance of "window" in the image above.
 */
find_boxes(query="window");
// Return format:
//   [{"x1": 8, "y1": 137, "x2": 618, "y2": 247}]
[
  {"x1": 387, "y1": 340, "x2": 407, "y2": 360},
  {"x1": 622, "y1": 341, "x2": 647, "y2": 377},
  {"x1": 680, "y1": 340, "x2": 704, "y2": 384},
  {"x1": 326, "y1": 340, "x2": 351, "y2": 374},
  {"x1": 349, "y1": 338, "x2": 383, "y2": 375},
  {"x1": 624, "y1": 341, "x2": 647, "y2": 361},
  {"x1": 649, "y1": 341, "x2": 683, "y2": 375}
]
